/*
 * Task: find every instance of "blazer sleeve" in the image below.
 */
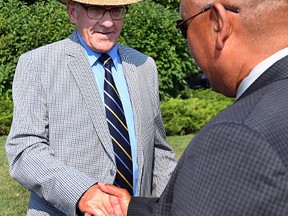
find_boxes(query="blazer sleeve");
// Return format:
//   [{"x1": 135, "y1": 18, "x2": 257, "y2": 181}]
[{"x1": 5, "y1": 51, "x2": 96, "y2": 216}]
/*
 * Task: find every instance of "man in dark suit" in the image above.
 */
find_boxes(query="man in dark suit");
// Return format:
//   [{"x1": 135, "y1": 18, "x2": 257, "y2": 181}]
[{"x1": 98, "y1": 0, "x2": 288, "y2": 215}]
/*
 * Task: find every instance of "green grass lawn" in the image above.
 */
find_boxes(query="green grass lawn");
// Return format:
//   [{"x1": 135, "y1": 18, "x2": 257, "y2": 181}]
[
  {"x1": 167, "y1": 134, "x2": 193, "y2": 160},
  {"x1": 0, "y1": 135, "x2": 192, "y2": 215}
]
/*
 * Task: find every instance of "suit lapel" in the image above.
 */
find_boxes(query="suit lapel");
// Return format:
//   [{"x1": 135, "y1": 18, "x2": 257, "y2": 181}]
[
  {"x1": 65, "y1": 32, "x2": 115, "y2": 159},
  {"x1": 118, "y1": 46, "x2": 144, "y2": 187}
]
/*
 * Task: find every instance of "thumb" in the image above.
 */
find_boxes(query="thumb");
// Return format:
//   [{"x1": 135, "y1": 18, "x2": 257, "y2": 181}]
[{"x1": 98, "y1": 183, "x2": 125, "y2": 197}]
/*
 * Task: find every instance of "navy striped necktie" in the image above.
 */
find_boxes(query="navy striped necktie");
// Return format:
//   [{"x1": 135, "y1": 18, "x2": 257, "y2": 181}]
[{"x1": 99, "y1": 53, "x2": 133, "y2": 195}]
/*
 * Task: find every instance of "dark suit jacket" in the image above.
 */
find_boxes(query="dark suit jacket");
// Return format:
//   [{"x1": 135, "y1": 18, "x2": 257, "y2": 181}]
[{"x1": 128, "y1": 55, "x2": 288, "y2": 215}]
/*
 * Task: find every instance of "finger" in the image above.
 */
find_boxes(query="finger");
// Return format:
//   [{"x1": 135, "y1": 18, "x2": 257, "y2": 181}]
[
  {"x1": 110, "y1": 195, "x2": 124, "y2": 216},
  {"x1": 102, "y1": 190, "x2": 115, "y2": 216},
  {"x1": 98, "y1": 183, "x2": 124, "y2": 197},
  {"x1": 84, "y1": 208, "x2": 108, "y2": 216}
]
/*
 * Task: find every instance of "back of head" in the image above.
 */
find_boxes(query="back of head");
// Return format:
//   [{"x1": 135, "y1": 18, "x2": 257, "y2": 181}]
[
  {"x1": 233, "y1": 0, "x2": 287, "y2": 43},
  {"x1": 180, "y1": 0, "x2": 288, "y2": 97},
  {"x1": 206, "y1": 0, "x2": 287, "y2": 50}
]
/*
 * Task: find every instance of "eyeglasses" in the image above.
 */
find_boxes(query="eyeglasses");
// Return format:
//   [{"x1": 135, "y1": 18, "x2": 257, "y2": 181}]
[
  {"x1": 176, "y1": 4, "x2": 240, "y2": 39},
  {"x1": 79, "y1": 3, "x2": 128, "y2": 20}
]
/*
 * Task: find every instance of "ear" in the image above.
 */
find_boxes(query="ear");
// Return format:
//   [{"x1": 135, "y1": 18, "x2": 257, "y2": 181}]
[
  {"x1": 67, "y1": 2, "x2": 78, "y2": 24},
  {"x1": 210, "y1": 3, "x2": 232, "y2": 50}
]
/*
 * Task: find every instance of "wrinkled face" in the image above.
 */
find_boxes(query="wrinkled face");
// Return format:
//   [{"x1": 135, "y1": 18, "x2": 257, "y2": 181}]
[{"x1": 68, "y1": 2, "x2": 124, "y2": 53}]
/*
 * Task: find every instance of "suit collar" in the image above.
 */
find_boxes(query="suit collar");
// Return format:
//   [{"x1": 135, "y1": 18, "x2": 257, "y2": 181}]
[
  {"x1": 238, "y1": 55, "x2": 288, "y2": 100},
  {"x1": 237, "y1": 48, "x2": 288, "y2": 99}
]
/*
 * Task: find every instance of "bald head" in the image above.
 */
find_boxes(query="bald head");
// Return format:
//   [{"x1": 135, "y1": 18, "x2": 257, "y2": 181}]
[
  {"x1": 181, "y1": 0, "x2": 288, "y2": 39},
  {"x1": 179, "y1": 0, "x2": 288, "y2": 97}
]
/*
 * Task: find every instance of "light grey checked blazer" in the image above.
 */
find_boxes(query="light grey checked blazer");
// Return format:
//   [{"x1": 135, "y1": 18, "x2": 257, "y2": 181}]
[
  {"x1": 5, "y1": 31, "x2": 176, "y2": 216},
  {"x1": 128, "y1": 56, "x2": 288, "y2": 215}
]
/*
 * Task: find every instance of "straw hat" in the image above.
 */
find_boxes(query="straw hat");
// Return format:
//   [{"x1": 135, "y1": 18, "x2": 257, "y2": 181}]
[{"x1": 58, "y1": 0, "x2": 141, "y2": 6}]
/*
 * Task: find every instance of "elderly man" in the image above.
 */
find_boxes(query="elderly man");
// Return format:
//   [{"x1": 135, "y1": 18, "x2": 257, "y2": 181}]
[
  {"x1": 99, "y1": 0, "x2": 288, "y2": 215},
  {"x1": 5, "y1": 0, "x2": 176, "y2": 215}
]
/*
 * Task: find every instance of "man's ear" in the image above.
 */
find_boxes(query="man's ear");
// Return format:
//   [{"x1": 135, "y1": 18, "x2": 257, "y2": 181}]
[
  {"x1": 210, "y1": 2, "x2": 232, "y2": 50},
  {"x1": 67, "y1": 2, "x2": 78, "y2": 24}
]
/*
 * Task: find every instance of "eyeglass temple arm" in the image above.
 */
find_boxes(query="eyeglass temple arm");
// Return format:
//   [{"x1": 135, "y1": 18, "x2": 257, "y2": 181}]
[{"x1": 223, "y1": 5, "x2": 240, "y2": 13}]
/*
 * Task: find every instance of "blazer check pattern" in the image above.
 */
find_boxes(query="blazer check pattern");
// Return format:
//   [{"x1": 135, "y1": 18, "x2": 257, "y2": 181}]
[
  {"x1": 5, "y1": 31, "x2": 176, "y2": 216},
  {"x1": 128, "y1": 56, "x2": 288, "y2": 215}
]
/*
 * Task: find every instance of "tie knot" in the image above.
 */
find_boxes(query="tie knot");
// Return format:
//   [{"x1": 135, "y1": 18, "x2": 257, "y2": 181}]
[{"x1": 99, "y1": 53, "x2": 112, "y2": 68}]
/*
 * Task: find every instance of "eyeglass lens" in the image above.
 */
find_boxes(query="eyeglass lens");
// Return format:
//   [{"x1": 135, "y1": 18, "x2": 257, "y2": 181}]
[
  {"x1": 87, "y1": 7, "x2": 126, "y2": 20},
  {"x1": 82, "y1": 5, "x2": 128, "y2": 20},
  {"x1": 176, "y1": 20, "x2": 188, "y2": 39}
]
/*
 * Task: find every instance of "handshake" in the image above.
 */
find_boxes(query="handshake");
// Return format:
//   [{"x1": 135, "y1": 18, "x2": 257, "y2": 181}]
[{"x1": 78, "y1": 183, "x2": 132, "y2": 216}]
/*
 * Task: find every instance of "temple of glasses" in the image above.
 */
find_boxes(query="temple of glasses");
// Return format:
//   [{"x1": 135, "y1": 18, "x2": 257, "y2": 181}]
[
  {"x1": 176, "y1": 4, "x2": 240, "y2": 39},
  {"x1": 79, "y1": 3, "x2": 128, "y2": 20}
]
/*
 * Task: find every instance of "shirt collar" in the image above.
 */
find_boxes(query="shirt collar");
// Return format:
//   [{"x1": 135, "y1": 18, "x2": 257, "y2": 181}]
[
  {"x1": 236, "y1": 47, "x2": 288, "y2": 99},
  {"x1": 76, "y1": 31, "x2": 119, "y2": 70}
]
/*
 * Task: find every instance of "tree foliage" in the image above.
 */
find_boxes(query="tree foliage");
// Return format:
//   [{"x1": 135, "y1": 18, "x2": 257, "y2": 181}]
[
  {"x1": 152, "y1": 0, "x2": 180, "y2": 10},
  {"x1": 120, "y1": 0, "x2": 199, "y2": 99},
  {"x1": 0, "y1": 0, "x2": 198, "y2": 100},
  {"x1": 0, "y1": 0, "x2": 204, "y2": 135},
  {"x1": 0, "y1": 0, "x2": 74, "y2": 94}
]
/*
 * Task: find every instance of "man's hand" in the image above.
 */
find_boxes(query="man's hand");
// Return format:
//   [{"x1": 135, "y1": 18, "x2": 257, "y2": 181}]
[
  {"x1": 98, "y1": 183, "x2": 131, "y2": 216},
  {"x1": 78, "y1": 184, "x2": 114, "y2": 216}
]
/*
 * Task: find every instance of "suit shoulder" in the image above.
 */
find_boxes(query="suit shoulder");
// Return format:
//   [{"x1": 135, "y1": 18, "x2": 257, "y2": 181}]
[{"x1": 118, "y1": 44, "x2": 154, "y2": 63}]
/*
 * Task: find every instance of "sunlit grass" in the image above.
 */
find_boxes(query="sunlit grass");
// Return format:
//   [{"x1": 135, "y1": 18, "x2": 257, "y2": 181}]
[{"x1": 167, "y1": 134, "x2": 193, "y2": 160}]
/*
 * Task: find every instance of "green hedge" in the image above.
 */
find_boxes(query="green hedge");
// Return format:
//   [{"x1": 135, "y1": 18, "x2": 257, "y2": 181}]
[
  {"x1": 161, "y1": 89, "x2": 235, "y2": 135},
  {"x1": 0, "y1": 91, "x2": 13, "y2": 136},
  {"x1": 0, "y1": 89, "x2": 234, "y2": 136}
]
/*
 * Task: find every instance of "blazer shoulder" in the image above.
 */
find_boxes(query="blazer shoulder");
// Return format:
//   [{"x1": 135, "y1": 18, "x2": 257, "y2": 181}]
[
  {"x1": 118, "y1": 44, "x2": 154, "y2": 66},
  {"x1": 118, "y1": 44, "x2": 147, "y2": 57}
]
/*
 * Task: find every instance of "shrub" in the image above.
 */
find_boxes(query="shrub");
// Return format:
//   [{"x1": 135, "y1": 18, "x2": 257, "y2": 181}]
[
  {"x1": 0, "y1": 0, "x2": 74, "y2": 94},
  {"x1": 0, "y1": 91, "x2": 13, "y2": 136},
  {"x1": 152, "y1": 0, "x2": 180, "y2": 10},
  {"x1": 120, "y1": 0, "x2": 199, "y2": 100},
  {"x1": 161, "y1": 89, "x2": 235, "y2": 135}
]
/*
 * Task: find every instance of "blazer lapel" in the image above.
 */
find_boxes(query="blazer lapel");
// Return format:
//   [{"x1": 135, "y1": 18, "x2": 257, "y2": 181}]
[
  {"x1": 118, "y1": 46, "x2": 144, "y2": 188},
  {"x1": 65, "y1": 32, "x2": 115, "y2": 159}
]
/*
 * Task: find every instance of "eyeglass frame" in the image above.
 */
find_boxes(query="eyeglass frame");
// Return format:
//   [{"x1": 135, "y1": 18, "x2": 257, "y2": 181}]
[
  {"x1": 176, "y1": 4, "x2": 240, "y2": 39},
  {"x1": 79, "y1": 3, "x2": 129, "y2": 20}
]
